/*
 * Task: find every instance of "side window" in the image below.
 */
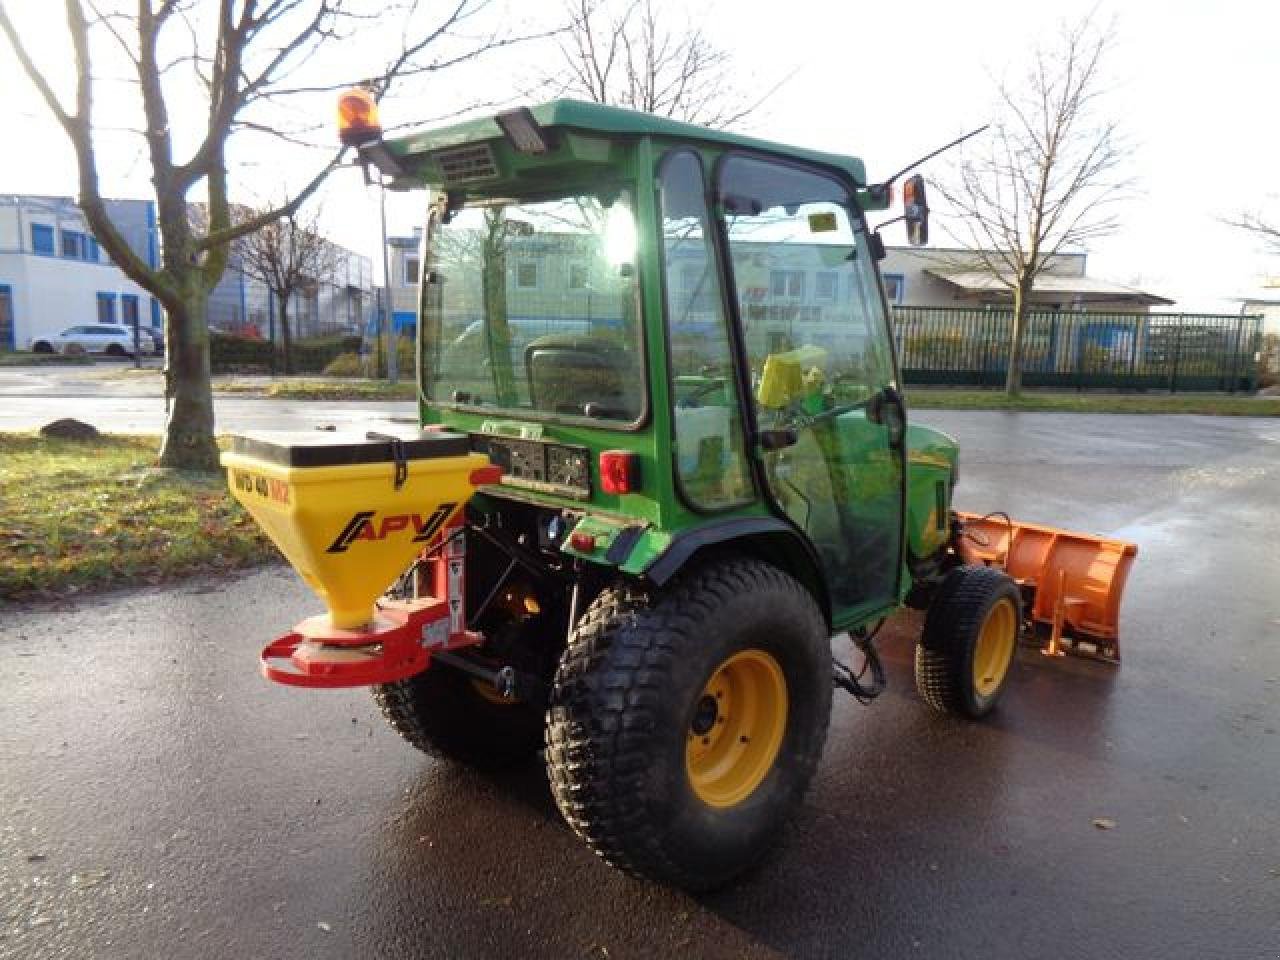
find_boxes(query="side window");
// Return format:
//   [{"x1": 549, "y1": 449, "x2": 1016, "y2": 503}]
[
  {"x1": 96, "y1": 294, "x2": 116, "y2": 325},
  {"x1": 718, "y1": 155, "x2": 895, "y2": 411},
  {"x1": 31, "y1": 224, "x2": 55, "y2": 255},
  {"x1": 658, "y1": 150, "x2": 752, "y2": 510},
  {"x1": 718, "y1": 154, "x2": 905, "y2": 608}
]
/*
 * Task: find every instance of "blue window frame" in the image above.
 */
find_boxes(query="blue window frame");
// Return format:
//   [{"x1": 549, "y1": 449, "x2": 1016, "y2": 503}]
[
  {"x1": 96, "y1": 292, "x2": 116, "y2": 325},
  {"x1": 0, "y1": 284, "x2": 14, "y2": 350},
  {"x1": 62, "y1": 230, "x2": 85, "y2": 259},
  {"x1": 31, "y1": 224, "x2": 55, "y2": 255},
  {"x1": 882, "y1": 272, "x2": 905, "y2": 304},
  {"x1": 87, "y1": 238, "x2": 100, "y2": 262},
  {"x1": 121, "y1": 294, "x2": 139, "y2": 327}
]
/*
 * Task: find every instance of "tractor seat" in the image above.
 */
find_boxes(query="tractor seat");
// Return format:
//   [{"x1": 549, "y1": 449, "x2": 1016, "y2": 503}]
[{"x1": 525, "y1": 334, "x2": 640, "y2": 419}]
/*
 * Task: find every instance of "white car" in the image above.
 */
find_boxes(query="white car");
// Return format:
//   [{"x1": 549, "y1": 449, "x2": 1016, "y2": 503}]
[{"x1": 32, "y1": 324, "x2": 155, "y2": 358}]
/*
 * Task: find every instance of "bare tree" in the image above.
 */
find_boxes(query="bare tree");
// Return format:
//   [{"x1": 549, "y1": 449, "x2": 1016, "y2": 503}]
[
  {"x1": 550, "y1": 0, "x2": 776, "y2": 129},
  {"x1": 0, "y1": 1, "x2": 543, "y2": 469},
  {"x1": 934, "y1": 15, "x2": 1129, "y2": 395},
  {"x1": 1223, "y1": 210, "x2": 1280, "y2": 256},
  {"x1": 232, "y1": 202, "x2": 337, "y2": 374}
]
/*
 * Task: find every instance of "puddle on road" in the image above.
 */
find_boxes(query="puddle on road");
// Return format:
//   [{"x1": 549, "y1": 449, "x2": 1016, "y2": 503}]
[{"x1": 1172, "y1": 465, "x2": 1271, "y2": 492}]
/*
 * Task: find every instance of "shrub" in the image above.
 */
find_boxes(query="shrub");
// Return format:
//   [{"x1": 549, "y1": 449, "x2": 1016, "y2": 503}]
[
  {"x1": 322, "y1": 351, "x2": 364, "y2": 377},
  {"x1": 210, "y1": 332, "x2": 363, "y2": 374},
  {"x1": 210, "y1": 332, "x2": 273, "y2": 372},
  {"x1": 366, "y1": 335, "x2": 416, "y2": 378}
]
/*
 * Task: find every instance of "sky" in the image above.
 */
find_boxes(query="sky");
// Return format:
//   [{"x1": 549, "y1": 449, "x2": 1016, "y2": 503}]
[{"x1": 1, "y1": 0, "x2": 1276, "y2": 312}]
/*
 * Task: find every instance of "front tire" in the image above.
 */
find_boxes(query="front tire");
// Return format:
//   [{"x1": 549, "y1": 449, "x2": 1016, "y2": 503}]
[
  {"x1": 915, "y1": 565, "x2": 1021, "y2": 718},
  {"x1": 545, "y1": 559, "x2": 831, "y2": 890}
]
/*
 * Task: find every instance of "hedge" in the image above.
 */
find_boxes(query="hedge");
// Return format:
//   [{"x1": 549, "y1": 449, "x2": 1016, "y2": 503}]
[{"x1": 210, "y1": 333, "x2": 364, "y2": 374}]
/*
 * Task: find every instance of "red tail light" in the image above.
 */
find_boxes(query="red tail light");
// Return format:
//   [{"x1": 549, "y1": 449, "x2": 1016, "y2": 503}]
[{"x1": 599, "y1": 450, "x2": 640, "y2": 495}]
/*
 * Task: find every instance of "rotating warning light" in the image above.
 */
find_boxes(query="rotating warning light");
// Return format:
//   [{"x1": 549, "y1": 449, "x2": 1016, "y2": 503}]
[{"x1": 337, "y1": 87, "x2": 382, "y2": 147}]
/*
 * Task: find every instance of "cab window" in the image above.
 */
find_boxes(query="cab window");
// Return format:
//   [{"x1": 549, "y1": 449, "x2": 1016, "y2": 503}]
[{"x1": 658, "y1": 150, "x2": 752, "y2": 510}]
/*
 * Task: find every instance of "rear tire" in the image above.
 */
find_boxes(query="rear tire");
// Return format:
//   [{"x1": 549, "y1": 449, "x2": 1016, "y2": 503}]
[
  {"x1": 545, "y1": 559, "x2": 831, "y2": 890},
  {"x1": 915, "y1": 565, "x2": 1021, "y2": 719},
  {"x1": 32, "y1": 341, "x2": 53, "y2": 354},
  {"x1": 106, "y1": 343, "x2": 126, "y2": 357},
  {"x1": 373, "y1": 653, "x2": 545, "y2": 769}
]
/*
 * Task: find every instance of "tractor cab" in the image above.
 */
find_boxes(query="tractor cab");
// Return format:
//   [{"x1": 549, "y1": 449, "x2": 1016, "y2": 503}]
[{"x1": 377, "y1": 100, "x2": 921, "y2": 630}]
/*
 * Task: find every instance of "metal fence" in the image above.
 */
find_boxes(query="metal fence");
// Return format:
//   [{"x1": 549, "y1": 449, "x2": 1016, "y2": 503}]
[
  {"x1": 893, "y1": 307, "x2": 1263, "y2": 392},
  {"x1": 206, "y1": 273, "x2": 374, "y2": 341}
]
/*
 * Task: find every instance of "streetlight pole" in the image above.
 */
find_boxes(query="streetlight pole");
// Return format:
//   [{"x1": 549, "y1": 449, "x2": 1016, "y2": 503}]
[{"x1": 379, "y1": 181, "x2": 398, "y2": 385}]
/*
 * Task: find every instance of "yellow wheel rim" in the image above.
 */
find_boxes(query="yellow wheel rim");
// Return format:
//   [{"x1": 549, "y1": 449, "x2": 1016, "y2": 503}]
[
  {"x1": 685, "y1": 649, "x2": 788, "y2": 808},
  {"x1": 973, "y1": 597, "x2": 1018, "y2": 697}
]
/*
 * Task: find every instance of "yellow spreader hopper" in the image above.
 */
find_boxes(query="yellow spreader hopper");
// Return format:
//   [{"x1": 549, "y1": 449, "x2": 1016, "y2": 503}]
[{"x1": 222, "y1": 429, "x2": 500, "y2": 687}]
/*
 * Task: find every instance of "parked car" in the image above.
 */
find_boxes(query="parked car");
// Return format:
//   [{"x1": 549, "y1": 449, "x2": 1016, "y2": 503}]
[
  {"x1": 145, "y1": 325, "x2": 164, "y2": 354},
  {"x1": 32, "y1": 324, "x2": 155, "y2": 358}
]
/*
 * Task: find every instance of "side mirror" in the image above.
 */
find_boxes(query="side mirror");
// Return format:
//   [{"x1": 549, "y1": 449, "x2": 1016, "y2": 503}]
[{"x1": 903, "y1": 174, "x2": 929, "y2": 247}]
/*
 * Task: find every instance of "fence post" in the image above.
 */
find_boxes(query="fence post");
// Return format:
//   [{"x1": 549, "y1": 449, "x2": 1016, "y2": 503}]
[
  {"x1": 984, "y1": 308, "x2": 996, "y2": 387},
  {"x1": 1169, "y1": 316, "x2": 1184, "y2": 393},
  {"x1": 1128, "y1": 315, "x2": 1140, "y2": 384},
  {"x1": 1247, "y1": 316, "x2": 1262, "y2": 393},
  {"x1": 1227, "y1": 317, "x2": 1243, "y2": 393}
]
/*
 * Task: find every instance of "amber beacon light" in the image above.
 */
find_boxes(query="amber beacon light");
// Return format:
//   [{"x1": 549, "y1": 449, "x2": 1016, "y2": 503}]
[{"x1": 337, "y1": 87, "x2": 382, "y2": 146}]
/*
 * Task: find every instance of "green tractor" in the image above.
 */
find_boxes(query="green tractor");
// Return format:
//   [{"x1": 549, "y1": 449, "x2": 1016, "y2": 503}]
[{"x1": 226, "y1": 97, "x2": 1135, "y2": 890}]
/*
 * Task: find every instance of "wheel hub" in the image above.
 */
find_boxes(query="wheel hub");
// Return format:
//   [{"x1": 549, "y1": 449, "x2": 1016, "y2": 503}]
[
  {"x1": 691, "y1": 694, "x2": 719, "y2": 735},
  {"x1": 685, "y1": 649, "x2": 788, "y2": 808}
]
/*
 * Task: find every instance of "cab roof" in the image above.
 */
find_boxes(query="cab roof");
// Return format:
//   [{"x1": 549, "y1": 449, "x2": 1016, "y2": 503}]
[{"x1": 384, "y1": 99, "x2": 868, "y2": 187}]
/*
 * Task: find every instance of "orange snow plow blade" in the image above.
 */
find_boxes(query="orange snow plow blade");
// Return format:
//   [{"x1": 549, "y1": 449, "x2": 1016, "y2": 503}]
[{"x1": 956, "y1": 512, "x2": 1137, "y2": 663}]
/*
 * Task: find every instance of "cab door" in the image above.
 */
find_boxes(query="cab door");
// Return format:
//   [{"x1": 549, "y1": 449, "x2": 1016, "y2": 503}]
[{"x1": 716, "y1": 154, "x2": 906, "y2": 617}]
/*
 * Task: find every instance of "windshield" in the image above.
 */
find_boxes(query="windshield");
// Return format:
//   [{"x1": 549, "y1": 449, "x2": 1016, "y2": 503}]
[{"x1": 422, "y1": 190, "x2": 644, "y2": 424}]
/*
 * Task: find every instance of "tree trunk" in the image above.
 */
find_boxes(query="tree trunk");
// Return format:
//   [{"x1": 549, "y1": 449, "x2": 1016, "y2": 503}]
[
  {"x1": 278, "y1": 293, "x2": 293, "y2": 376},
  {"x1": 481, "y1": 212, "x2": 515, "y2": 405},
  {"x1": 1005, "y1": 282, "x2": 1031, "y2": 397},
  {"x1": 158, "y1": 286, "x2": 219, "y2": 470}
]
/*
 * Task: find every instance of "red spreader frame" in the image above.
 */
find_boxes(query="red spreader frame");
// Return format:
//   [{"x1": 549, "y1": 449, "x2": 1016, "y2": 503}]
[{"x1": 260, "y1": 513, "x2": 484, "y2": 688}]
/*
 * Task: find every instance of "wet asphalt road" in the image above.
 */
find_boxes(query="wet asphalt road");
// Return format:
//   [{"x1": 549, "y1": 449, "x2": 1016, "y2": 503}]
[
  {"x1": 3, "y1": 411, "x2": 1280, "y2": 959},
  {"x1": 0, "y1": 364, "x2": 415, "y2": 435}
]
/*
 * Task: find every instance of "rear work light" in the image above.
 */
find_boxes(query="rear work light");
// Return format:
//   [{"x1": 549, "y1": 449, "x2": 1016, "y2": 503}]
[
  {"x1": 599, "y1": 450, "x2": 640, "y2": 495},
  {"x1": 495, "y1": 107, "x2": 552, "y2": 155}
]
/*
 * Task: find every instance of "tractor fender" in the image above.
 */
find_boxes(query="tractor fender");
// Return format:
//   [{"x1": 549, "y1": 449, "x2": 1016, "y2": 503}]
[{"x1": 640, "y1": 517, "x2": 832, "y2": 628}]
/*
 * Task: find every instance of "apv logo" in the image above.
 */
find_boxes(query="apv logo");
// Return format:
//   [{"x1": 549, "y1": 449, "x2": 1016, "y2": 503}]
[{"x1": 325, "y1": 502, "x2": 457, "y2": 554}]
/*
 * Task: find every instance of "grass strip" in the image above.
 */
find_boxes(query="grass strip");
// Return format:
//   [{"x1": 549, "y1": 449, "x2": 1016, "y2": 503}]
[
  {"x1": 0, "y1": 433, "x2": 276, "y2": 602},
  {"x1": 904, "y1": 389, "x2": 1280, "y2": 416},
  {"x1": 211, "y1": 379, "x2": 416, "y2": 401},
  {"x1": 0, "y1": 352, "x2": 93, "y2": 367}
]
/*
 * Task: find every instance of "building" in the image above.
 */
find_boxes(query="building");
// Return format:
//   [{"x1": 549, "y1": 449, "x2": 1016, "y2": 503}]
[
  {"x1": 385, "y1": 226, "x2": 423, "y2": 335},
  {"x1": 880, "y1": 247, "x2": 1172, "y2": 312},
  {"x1": 1235, "y1": 279, "x2": 1280, "y2": 337},
  {"x1": 377, "y1": 227, "x2": 1170, "y2": 336},
  {"x1": 0, "y1": 194, "x2": 162, "y2": 351}
]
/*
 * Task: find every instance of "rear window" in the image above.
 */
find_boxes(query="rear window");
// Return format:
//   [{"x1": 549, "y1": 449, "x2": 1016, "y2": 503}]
[{"x1": 423, "y1": 189, "x2": 645, "y2": 425}]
